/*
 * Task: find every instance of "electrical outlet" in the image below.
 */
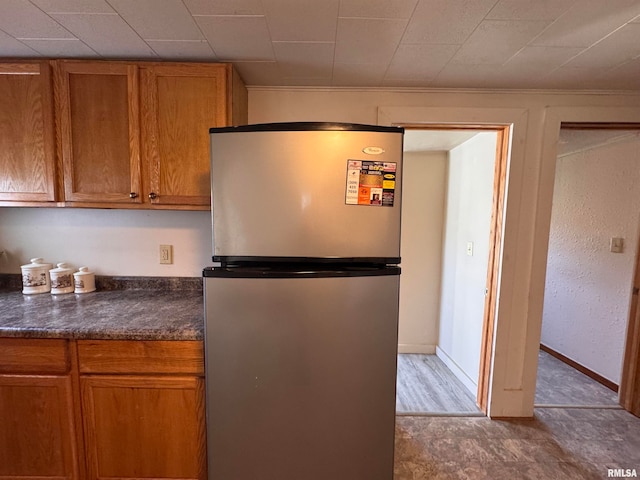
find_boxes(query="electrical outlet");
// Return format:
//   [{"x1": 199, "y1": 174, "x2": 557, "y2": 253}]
[{"x1": 160, "y1": 245, "x2": 173, "y2": 264}]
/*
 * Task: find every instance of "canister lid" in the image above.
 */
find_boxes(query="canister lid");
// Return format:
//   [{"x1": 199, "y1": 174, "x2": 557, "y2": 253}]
[
  {"x1": 74, "y1": 266, "x2": 93, "y2": 276},
  {"x1": 50, "y1": 263, "x2": 72, "y2": 274},
  {"x1": 21, "y1": 258, "x2": 51, "y2": 270}
]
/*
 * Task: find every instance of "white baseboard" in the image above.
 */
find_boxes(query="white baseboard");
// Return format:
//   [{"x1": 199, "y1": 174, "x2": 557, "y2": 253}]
[
  {"x1": 435, "y1": 346, "x2": 478, "y2": 396},
  {"x1": 398, "y1": 344, "x2": 437, "y2": 354}
]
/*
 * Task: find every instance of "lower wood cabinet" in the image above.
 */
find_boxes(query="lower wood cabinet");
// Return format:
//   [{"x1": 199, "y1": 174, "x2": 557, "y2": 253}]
[
  {"x1": 0, "y1": 338, "x2": 80, "y2": 480},
  {"x1": 0, "y1": 338, "x2": 206, "y2": 480},
  {"x1": 0, "y1": 374, "x2": 79, "y2": 480}
]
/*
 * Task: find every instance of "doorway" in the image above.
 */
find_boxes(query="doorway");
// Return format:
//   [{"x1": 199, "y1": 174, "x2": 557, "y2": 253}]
[
  {"x1": 537, "y1": 125, "x2": 640, "y2": 413},
  {"x1": 396, "y1": 125, "x2": 508, "y2": 415}
]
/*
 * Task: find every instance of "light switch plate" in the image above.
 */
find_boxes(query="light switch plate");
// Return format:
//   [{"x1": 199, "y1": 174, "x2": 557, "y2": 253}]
[
  {"x1": 610, "y1": 237, "x2": 624, "y2": 254},
  {"x1": 160, "y1": 244, "x2": 173, "y2": 264}
]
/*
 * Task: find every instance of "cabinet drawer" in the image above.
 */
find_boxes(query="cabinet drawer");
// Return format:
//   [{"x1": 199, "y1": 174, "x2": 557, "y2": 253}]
[
  {"x1": 77, "y1": 340, "x2": 204, "y2": 375},
  {"x1": 0, "y1": 338, "x2": 69, "y2": 374}
]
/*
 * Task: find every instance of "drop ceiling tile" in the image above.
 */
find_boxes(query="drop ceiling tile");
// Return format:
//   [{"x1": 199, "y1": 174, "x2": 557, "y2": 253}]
[
  {"x1": 0, "y1": 0, "x2": 74, "y2": 38},
  {"x1": 402, "y1": 0, "x2": 498, "y2": 44},
  {"x1": 51, "y1": 13, "x2": 157, "y2": 57},
  {"x1": 31, "y1": 0, "x2": 114, "y2": 13},
  {"x1": 532, "y1": 0, "x2": 640, "y2": 48},
  {"x1": 147, "y1": 40, "x2": 216, "y2": 60},
  {"x1": 486, "y1": 0, "x2": 574, "y2": 21},
  {"x1": 263, "y1": 0, "x2": 339, "y2": 41},
  {"x1": 0, "y1": 30, "x2": 41, "y2": 56},
  {"x1": 338, "y1": 0, "x2": 418, "y2": 19},
  {"x1": 430, "y1": 63, "x2": 498, "y2": 88},
  {"x1": 335, "y1": 17, "x2": 407, "y2": 64},
  {"x1": 273, "y1": 41, "x2": 334, "y2": 77},
  {"x1": 107, "y1": 0, "x2": 203, "y2": 40},
  {"x1": 565, "y1": 23, "x2": 640, "y2": 68},
  {"x1": 232, "y1": 61, "x2": 282, "y2": 85},
  {"x1": 332, "y1": 62, "x2": 386, "y2": 86},
  {"x1": 21, "y1": 38, "x2": 96, "y2": 56},
  {"x1": 450, "y1": 19, "x2": 549, "y2": 65},
  {"x1": 183, "y1": 0, "x2": 264, "y2": 15},
  {"x1": 597, "y1": 58, "x2": 640, "y2": 89},
  {"x1": 280, "y1": 76, "x2": 333, "y2": 86},
  {"x1": 195, "y1": 15, "x2": 273, "y2": 60},
  {"x1": 386, "y1": 43, "x2": 459, "y2": 79},
  {"x1": 536, "y1": 66, "x2": 609, "y2": 89},
  {"x1": 504, "y1": 45, "x2": 584, "y2": 67}
]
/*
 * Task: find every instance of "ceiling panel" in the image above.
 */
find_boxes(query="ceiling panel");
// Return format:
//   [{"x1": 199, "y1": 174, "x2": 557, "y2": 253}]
[
  {"x1": 564, "y1": 23, "x2": 640, "y2": 68},
  {"x1": 273, "y1": 41, "x2": 334, "y2": 77},
  {"x1": 21, "y1": 37, "x2": 96, "y2": 56},
  {"x1": 51, "y1": 13, "x2": 157, "y2": 57},
  {"x1": 263, "y1": 0, "x2": 339, "y2": 42},
  {"x1": 450, "y1": 19, "x2": 549, "y2": 65},
  {"x1": 485, "y1": 0, "x2": 575, "y2": 21},
  {"x1": 385, "y1": 44, "x2": 459, "y2": 80},
  {"x1": 195, "y1": 15, "x2": 274, "y2": 61},
  {"x1": 338, "y1": 0, "x2": 418, "y2": 19},
  {"x1": 146, "y1": 40, "x2": 216, "y2": 60},
  {"x1": 182, "y1": 0, "x2": 264, "y2": 15},
  {"x1": 402, "y1": 0, "x2": 498, "y2": 44},
  {"x1": 30, "y1": 0, "x2": 114, "y2": 14},
  {"x1": 0, "y1": 0, "x2": 74, "y2": 38},
  {"x1": 532, "y1": 0, "x2": 640, "y2": 48},
  {"x1": 107, "y1": 0, "x2": 203, "y2": 41},
  {"x1": 0, "y1": 29, "x2": 40, "y2": 56},
  {"x1": 335, "y1": 17, "x2": 407, "y2": 65},
  {"x1": 0, "y1": 0, "x2": 636, "y2": 90}
]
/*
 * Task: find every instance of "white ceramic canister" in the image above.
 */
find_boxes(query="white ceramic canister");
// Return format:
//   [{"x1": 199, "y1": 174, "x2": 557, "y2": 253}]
[
  {"x1": 50, "y1": 263, "x2": 74, "y2": 294},
  {"x1": 74, "y1": 266, "x2": 96, "y2": 293},
  {"x1": 21, "y1": 258, "x2": 53, "y2": 294}
]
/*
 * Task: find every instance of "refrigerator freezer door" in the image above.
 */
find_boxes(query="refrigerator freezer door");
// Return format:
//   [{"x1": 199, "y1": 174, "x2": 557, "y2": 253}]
[
  {"x1": 204, "y1": 273, "x2": 399, "y2": 480},
  {"x1": 211, "y1": 126, "x2": 403, "y2": 261}
]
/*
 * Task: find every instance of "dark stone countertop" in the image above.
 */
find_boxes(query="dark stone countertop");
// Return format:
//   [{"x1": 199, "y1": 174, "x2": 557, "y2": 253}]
[{"x1": 0, "y1": 275, "x2": 204, "y2": 341}]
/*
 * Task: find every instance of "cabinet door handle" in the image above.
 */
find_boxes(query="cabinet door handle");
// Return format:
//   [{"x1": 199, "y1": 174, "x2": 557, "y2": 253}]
[
  {"x1": 129, "y1": 192, "x2": 138, "y2": 199},
  {"x1": 148, "y1": 192, "x2": 158, "y2": 200}
]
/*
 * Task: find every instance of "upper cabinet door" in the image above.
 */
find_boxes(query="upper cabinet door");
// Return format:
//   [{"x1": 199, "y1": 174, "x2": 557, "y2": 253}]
[
  {"x1": 0, "y1": 62, "x2": 57, "y2": 203},
  {"x1": 54, "y1": 61, "x2": 142, "y2": 204},
  {"x1": 141, "y1": 64, "x2": 229, "y2": 207}
]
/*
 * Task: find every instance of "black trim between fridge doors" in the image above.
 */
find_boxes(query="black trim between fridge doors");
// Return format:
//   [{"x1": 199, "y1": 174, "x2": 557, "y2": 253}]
[
  {"x1": 209, "y1": 122, "x2": 405, "y2": 135},
  {"x1": 203, "y1": 266, "x2": 401, "y2": 279},
  {"x1": 213, "y1": 256, "x2": 401, "y2": 266}
]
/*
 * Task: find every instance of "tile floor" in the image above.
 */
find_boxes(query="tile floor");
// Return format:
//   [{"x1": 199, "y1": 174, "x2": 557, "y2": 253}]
[{"x1": 394, "y1": 407, "x2": 640, "y2": 479}]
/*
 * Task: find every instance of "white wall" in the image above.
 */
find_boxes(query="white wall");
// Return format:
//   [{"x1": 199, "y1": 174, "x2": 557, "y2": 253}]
[
  {"x1": 0, "y1": 208, "x2": 212, "y2": 277},
  {"x1": 437, "y1": 133, "x2": 497, "y2": 393},
  {"x1": 398, "y1": 151, "x2": 447, "y2": 354},
  {"x1": 541, "y1": 138, "x2": 640, "y2": 384}
]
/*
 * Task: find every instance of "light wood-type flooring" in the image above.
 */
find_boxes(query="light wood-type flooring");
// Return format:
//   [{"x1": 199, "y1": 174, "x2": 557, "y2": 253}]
[
  {"x1": 395, "y1": 351, "x2": 638, "y2": 479},
  {"x1": 397, "y1": 350, "x2": 620, "y2": 414}
]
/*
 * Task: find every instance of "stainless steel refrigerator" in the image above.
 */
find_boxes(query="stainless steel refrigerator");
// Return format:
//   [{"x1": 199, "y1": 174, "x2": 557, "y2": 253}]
[{"x1": 203, "y1": 122, "x2": 404, "y2": 480}]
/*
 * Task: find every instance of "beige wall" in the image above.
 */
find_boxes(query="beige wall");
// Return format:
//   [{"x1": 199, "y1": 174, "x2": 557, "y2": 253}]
[
  {"x1": 542, "y1": 138, "x2": 640, "y2": 385},
  {"x1": 398, "y1": 150, "x2": 447, "y2": 354},
  {"x1": 438, "y1": 132, "x2": 497, "y2": 394}
]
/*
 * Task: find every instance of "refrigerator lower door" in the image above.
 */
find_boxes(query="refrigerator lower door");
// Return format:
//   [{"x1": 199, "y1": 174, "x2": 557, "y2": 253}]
[{"x1": 204, "y1": 273, "x2": 399, "y2": 480}]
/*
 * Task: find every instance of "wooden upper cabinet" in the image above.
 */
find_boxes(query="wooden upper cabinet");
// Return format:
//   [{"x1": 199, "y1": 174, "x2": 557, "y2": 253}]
[
  {"x1": 141, "y1": 64, "x2": 240, "y2": 207},
  {"x1": 0, "y1": 62, "x2": 57, "y2": 203},
  {"x1": 54, "y1": 61, "x2": 142, "y2": 204},
  {"x1": 51, "y1": 60, "x2": 247, "y2": 209}
]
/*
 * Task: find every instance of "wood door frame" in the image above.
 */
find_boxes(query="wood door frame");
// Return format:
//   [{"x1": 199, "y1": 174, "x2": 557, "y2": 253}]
[
  {"x1": 400, "y1": 123, "x2": 510, "y2": 414},
  {"x1": 620, "y1": 231, "x2": 640, "y2": 416},
  {"x1": 547, "y1": 122, "x2": 640, "y2": 417}
]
